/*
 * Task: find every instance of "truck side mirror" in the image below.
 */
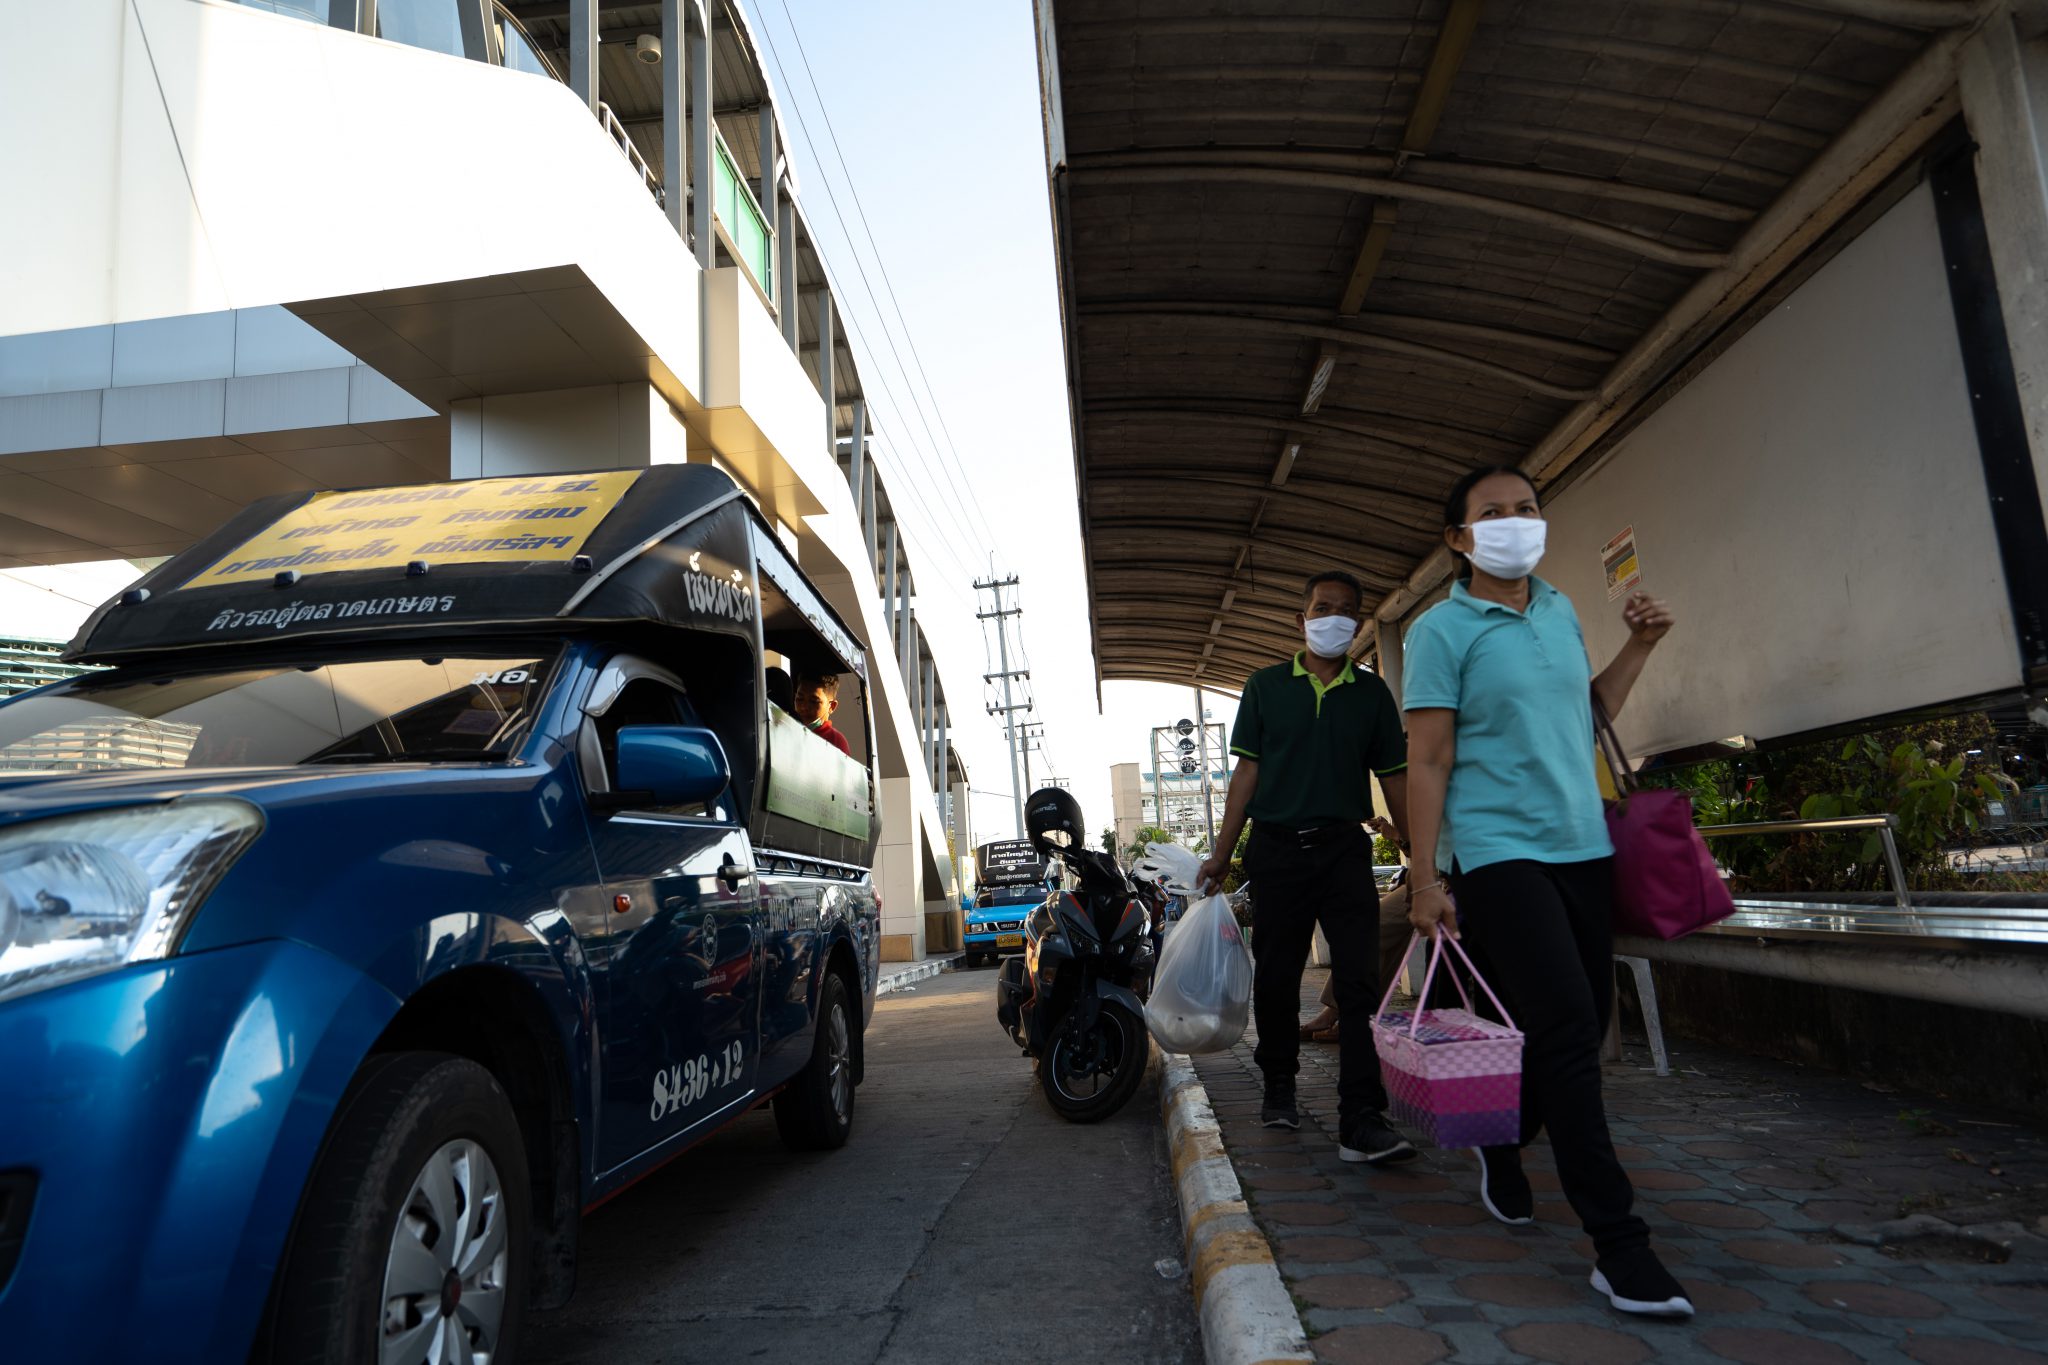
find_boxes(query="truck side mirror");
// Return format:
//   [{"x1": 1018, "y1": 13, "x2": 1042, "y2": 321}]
[{"x1": 607, "y1": 725, "x2": 731, "y2": 808}]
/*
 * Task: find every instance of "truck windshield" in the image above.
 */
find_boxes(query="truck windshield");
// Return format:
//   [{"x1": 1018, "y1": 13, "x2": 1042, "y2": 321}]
[{"x1": 0, "y1": 652, "x2": 559, "y2": 773}]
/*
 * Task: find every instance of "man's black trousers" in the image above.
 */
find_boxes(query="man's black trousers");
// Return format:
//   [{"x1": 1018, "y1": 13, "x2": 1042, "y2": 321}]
[
  {"x1": 1451, "y1": 856, "x2": 1650, "y2": 1259},
  {"x1": 1244, "y1": 822, "x2": 1387, "y2": 1122}
]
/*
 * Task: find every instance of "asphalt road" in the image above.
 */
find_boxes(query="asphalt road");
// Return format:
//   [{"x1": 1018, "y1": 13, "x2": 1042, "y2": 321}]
[{"x1": 524, "y1": 967, "x2": 1203, "y2": 1365}]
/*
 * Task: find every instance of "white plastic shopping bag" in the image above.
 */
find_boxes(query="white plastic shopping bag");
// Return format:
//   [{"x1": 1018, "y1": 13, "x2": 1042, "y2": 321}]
[{"x1": 1136, "y1": 843, "x2": 1252, "y2": 1054}]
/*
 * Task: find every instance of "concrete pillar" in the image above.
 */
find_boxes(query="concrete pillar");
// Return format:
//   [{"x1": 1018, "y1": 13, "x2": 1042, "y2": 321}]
[
  {"x1": 568, "y1": 0, "x2": 598, "y2": 113},
  {"x1": 778, "y1": 193, "x2": 799, "y2": 350},
  {"x1": 876, "y1": 774, "x2": 927, "y2": 960},
  {"x1": 757, "y1": 97, "x2": 779, "y2": 306},
  {"x1": 882, "y1": 521, "x2": 898, "y2": 632},
  {"x1": 449, "y1": 382, "x2": 685, "y2": 477},
  {"x1": 661, "y1": 0, "x2": 685, "y2": 239},
  {"x1": 687, "y1": 10, "x2": 713, "y2": 270},
  {"x1": 1960, "y1": 16, "x2": 2048, "y2": 523},
  {"x1": 846, "y1": 397, "x2": 866, "y2": 516},
  {"x1": 921, "y1": 657, "x2": 937, "y2": 786},
  {"x1": 1377, "y1": 617, "x2": 1405, "y2": 708}
]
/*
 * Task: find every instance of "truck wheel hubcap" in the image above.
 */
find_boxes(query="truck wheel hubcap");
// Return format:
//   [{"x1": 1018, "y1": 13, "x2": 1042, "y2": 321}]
[{"x1": 381, "y1": 1138, "x2": 509, "y2": 1364}]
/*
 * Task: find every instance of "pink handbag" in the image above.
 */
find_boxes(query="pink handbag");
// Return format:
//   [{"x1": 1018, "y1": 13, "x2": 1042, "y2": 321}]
[
  {"x1": 1372, "y1": 930, "x2": 1523, "y2": 1149},
  {"x1": 1594, "y1": 696, "x2": 1734, "y2": 939}
]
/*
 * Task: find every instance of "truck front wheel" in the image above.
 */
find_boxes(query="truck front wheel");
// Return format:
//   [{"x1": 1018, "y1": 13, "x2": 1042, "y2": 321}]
[
  {"x1": 262, "y1": 1053, "x2": 531, "y2": 1365},
  {"x1": 773, "y1": 971, "x2": 857, "y2": 1151}
]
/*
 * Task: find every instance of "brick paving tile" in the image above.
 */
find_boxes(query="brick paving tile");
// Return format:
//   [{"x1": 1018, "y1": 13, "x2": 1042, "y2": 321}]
[
  {"x1": 1260, "y1": 1201, "x2": 1350, "y2": 1228},
  {"x1": 1294, "y1": 1273, "x2": 1410, "y2": 1309},
  {"x1": 1311, "y1": 1323, "x2": 1451, "y2": 1365},
  {"x1": 1243, "y1": 1172, "x2": 1332, "y2": 1193},
  {"x1": 1237, "y1": 1149, "x2": 1312, "y2": 1169},
  {"x1": 1698, "y1": 1327, "x2": 1865, "y2": 1363},
  {"x1": 1904, "y1": 1339, "x2": 2048, "y2": 1364},
  {"x1": 1452, "y1": 1271, "x2": 1582, "y2": 1307},
  {"x1": 1801, "y1": 1280, "x2": 1949, "y2": 1319},
  {"x1": 1203, "y1": 968, "x2": 2048, "y2": 1365},
  {"x1": 1637, "y1": 1117, "x2": 1715, "y2": 1135},
  {"x1": 1720, "y1": 1238, "x2": 1851, "y2": 1269},
  {"x1": 1679, "y1": 1279, "x2": 1765, "y2": 1314},
  {"x1": 1416, "y1": 1233, "x2": 1531, "y2": 1262},
  {"x1": 1730, "y1": 1164, "x2": 1834, "y2": 1191},
  {"x1": 1387, "y1": 1200, "x2": 1490, "y2": 1227},
  {"x1": 1569, "y1": 1235, "x2": 1692, "y2": 1265},
  {"x1": 1663, "y1": 1199, "x2": 1772, "y2": 1230},
  {"x1": 1499, "y1": 1321, "x2": 1657, "y2": 1364},
  {"x1": 1682, "y1": 1140, "x2": 1773, "y2": 1160},
  {"x1": 1982, "y1": 1286, "x2": 2048, "y2": 1317},
  {"x1": 1526, "y1": 1166, "x2": 1563, "y2": 1192},
  {"x1": 1277, "y1": 1235, "x2": 1378, "y2": 1263},
  {"x1": 1800, "y1": 1199, "x2": 1898, "y2": 1224}
]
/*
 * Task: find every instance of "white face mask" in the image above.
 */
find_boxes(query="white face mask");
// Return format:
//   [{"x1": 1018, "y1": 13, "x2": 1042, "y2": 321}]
[
  {"x1": 1466, "y1": 516, "x2": 1547, "y2": 580},
  {"x1": 1302, "y1": 614, "x2": 1358, "y2": 659}
]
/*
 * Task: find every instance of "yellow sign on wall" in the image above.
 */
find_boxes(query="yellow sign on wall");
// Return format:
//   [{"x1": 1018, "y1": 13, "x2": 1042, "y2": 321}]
[{"x1": 184, "y1": 471, "x2": 644, "y2": 589}]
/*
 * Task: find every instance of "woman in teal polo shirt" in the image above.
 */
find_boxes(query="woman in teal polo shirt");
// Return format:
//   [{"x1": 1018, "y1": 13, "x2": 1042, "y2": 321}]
[{"x1": 1402, "y1": 466, "x2": 1690, "y2": 1319}]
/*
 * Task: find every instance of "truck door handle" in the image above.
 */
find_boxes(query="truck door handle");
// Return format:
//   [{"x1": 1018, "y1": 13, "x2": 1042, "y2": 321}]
[{"x1": 718, "y1": 860, "x2": 748, "y2": 890}]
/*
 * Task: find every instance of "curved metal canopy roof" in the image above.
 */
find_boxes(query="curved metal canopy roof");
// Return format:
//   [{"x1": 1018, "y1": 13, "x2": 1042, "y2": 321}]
[{"x1": 1038, "y1": 0, "x2": 1975, "y2": 690}]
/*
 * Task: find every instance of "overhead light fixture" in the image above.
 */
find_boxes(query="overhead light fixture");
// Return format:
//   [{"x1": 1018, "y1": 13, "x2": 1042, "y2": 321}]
[
  {"x1": 634, "y1": 33, "x2": 662, "y2": 64},
  {"x1": 1300, "y1": 352, "x2": 1336, "y2": 416},
  {"x1": 1271, "y1": 441, "x2": 1300, "y2": 488}
]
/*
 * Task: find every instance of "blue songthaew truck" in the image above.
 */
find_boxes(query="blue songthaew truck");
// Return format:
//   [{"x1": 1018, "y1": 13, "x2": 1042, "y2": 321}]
[
  {"x1": 963, "y1": 838, "x2": 1051, "y2": 968},
  {"x1": 0, "y1": 465, "x2": 882, "y2": 1364}
]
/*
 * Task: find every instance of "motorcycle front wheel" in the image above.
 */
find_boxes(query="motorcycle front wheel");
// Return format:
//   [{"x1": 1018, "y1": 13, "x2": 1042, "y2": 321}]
[{"x1": 1036, "y1": 999, "x2": 1149, "y2": 1123}]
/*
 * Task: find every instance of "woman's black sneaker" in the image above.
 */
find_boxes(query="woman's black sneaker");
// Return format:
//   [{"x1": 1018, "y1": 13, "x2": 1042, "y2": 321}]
[
  {"x1": 1470, "y1": 1146, "x2": 1534, "y2": 1225},
  {"x1": 1260, "y1": 1079, "x2": 1300, "y2": 1130},
  {"x1": 1591, "y1": 1248, "x2": 1695, "y2": 1317},
  {"x1": 1337, "y1": 1113, "x2": 1416, "y2": 1165}
]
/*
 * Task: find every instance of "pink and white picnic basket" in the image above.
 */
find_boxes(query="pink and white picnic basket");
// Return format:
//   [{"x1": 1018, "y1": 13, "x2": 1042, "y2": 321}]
[{"x1": 1371, "y1": 930, "x2": 1524, "y2": 1149}]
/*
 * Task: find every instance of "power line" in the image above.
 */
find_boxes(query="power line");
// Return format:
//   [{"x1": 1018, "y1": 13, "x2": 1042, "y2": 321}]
[{"x1": 759, "y1": 0, "x2": 1002, "y2": 563}]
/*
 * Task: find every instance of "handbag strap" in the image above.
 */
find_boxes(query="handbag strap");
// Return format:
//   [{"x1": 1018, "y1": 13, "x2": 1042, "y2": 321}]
[
  {"x1": 1374, "y1": 926, "x2": 1520, "y2": 1036},
  {"x1": 1590, "y1": 687, "x2": 1638, "y2": 798}
]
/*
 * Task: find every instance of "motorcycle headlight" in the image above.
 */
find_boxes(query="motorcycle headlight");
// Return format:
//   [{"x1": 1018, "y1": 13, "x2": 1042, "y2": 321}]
[{"x1": 0, "y1": 801, "x2": 262, "y2": 1005}]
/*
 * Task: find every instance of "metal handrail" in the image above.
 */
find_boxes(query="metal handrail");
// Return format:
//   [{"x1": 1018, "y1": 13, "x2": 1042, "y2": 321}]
[
  {"x1": 597, "y1": 101, "x2": 662, "y2": 204},
  {"x1": 1696, "y1": 813, "x2": 1912, "y2": 914}
]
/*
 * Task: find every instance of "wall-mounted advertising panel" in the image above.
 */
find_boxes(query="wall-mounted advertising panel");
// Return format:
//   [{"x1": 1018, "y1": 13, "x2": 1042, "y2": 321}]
[{"x1": 1535, "y1": 182, "x2": 2021, "y2": 757}]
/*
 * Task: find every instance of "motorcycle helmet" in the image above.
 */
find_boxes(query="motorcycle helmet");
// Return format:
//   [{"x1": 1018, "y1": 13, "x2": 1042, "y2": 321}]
[{"x1": 1025, "y1": 786, "x2": 1086, "y2": 855}]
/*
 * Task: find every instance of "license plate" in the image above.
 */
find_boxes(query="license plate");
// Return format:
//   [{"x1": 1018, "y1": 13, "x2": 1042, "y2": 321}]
[{"x1": 997, "y1": 933, "x2": 1024, "y2": 948}]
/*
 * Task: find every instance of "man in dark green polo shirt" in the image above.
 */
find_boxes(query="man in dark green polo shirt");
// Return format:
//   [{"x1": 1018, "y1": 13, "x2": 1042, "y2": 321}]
[{"x1": 1197, "y1": 570, "x2": 1415, "y2": 1164}]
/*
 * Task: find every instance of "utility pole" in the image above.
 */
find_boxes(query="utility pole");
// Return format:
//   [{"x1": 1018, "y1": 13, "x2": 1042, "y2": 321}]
[
  {"x1": 1018, "y1": 722, "x2": 1048, "y2": 796},
  {"x1": 1193, "y1": 685, "x2": 1217, "y2": 849},
  {"x1": 975, "y1": 574, "x2": 1031, "y2": 838}
]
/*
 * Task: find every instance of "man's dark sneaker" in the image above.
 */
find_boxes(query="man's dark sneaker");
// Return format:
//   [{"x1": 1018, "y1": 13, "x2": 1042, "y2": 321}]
[
  {"x1": 1337, "y1": 1112, "x2": 1416, "y2": 1165},
  {"x1": 1591, "y1": 1248, "x2": 1695, "y2": 1318},
  {"x1": 1470, "y1": 1146, "x2": 1534, "y2": 1225},
  {"x1": 1260, "y1": 1079, "x2": 1300, "y2": 1130}
]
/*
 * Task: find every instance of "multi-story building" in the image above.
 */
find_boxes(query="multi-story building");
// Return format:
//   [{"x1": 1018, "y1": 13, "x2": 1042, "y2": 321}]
[{"x1": 0, "y1": 0, "x2": 966, "y2": 957}]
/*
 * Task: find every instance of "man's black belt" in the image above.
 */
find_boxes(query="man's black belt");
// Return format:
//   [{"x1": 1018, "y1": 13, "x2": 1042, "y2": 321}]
[{"x1": 1254, "y1": 821, "x2": 1365, "y2": 847}]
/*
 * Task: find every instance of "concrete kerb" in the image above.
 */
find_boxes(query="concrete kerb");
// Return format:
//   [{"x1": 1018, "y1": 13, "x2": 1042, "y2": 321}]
[
  {"x1": 876, "y1": 955, "x2": 959, "y2": 996},
  {"x1": 1160, "y1": 1052, "x2": 1314, "y2": 1365}
]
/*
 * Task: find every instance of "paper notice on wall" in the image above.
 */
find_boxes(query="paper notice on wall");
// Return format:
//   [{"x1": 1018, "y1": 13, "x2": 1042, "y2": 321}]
[{"x1": 1601, "y1": 525, "x2": 1643, "y2": 601}]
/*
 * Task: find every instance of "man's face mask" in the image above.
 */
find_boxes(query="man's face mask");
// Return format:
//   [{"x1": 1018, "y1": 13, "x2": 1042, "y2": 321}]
[{"x1": 1303, "y1": 614, "x2": 1358, "y2": 659}]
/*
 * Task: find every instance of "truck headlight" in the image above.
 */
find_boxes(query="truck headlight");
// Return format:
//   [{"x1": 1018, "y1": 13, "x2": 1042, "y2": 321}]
[{"x1": 0, "y1": 801, "x2": 262, "y2": 1004}]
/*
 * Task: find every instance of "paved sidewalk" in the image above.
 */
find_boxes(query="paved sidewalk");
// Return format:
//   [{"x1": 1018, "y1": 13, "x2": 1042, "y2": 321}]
[{"x1": 1192, "y1": 966, "x2": 2048, "y2": 1365}]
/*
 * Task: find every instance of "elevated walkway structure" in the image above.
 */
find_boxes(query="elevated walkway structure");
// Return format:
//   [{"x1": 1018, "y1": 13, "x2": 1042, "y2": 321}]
[
  {"x1": 1035, "y1": 2, "x2": 2048, "y2": 999},
  {"x1": 0, "y1": 0, "x2": 968, "y2": 957}
]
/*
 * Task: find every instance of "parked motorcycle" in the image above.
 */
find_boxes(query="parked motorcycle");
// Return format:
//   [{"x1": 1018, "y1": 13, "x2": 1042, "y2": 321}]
[{"x1": 994, "y1": 788, "x2": 1156, "y2": 1122}]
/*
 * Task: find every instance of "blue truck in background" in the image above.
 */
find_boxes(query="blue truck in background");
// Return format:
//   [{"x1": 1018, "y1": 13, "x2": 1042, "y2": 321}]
[{"x1": 963, "y1": 838, "x2": 1051, "y2": 968}]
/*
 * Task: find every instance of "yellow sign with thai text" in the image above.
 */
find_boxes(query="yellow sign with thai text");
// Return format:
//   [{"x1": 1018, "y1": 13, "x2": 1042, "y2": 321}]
[{"x1": 184, "y1": 471, "x2": 644, "y2": 589}]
